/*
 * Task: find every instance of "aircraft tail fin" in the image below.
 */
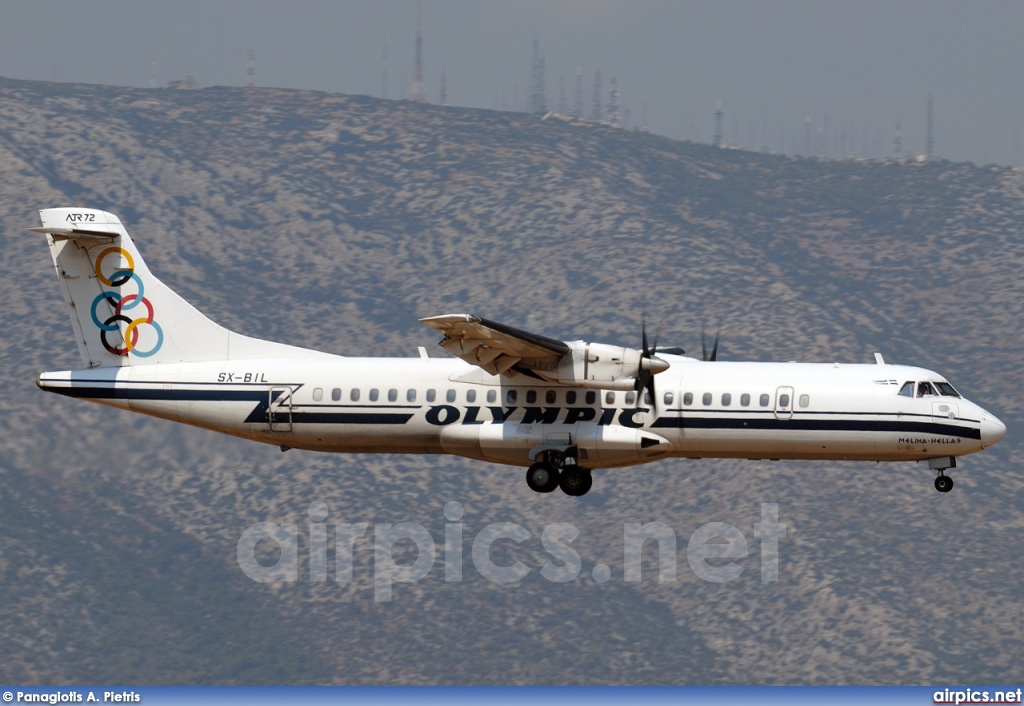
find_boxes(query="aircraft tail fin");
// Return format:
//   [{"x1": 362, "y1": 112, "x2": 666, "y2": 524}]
[{"x1": 34, "y1": 208, "x2": 325, "y2": 368}]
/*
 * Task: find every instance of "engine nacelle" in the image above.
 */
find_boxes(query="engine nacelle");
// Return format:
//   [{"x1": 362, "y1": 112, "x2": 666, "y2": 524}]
[{"x1": 535, "y1": 341, "x2": 660, "y2": 390}]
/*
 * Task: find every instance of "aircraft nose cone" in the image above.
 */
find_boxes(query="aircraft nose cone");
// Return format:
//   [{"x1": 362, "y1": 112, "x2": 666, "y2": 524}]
[{"x1": 981, "y1": 414, "x2": 1007, "y2": 448}]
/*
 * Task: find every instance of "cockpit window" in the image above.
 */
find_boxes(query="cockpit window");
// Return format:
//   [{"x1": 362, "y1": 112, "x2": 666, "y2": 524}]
[
  {"x1": 898, "y1": 382, "x2": 914, "y2": 397},
  {"x1": 934, "y1": 382, "x2": 961, "y2": 398},
  {"x1": 917, "y1": 382, "x2": 937, "y2": 398}
]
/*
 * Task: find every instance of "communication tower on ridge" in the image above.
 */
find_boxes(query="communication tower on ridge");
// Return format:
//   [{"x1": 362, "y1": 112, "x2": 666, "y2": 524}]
[
  {"x1": 410, "y1": 0, "x2": 427, "y2": 102},
  {"x1": 893, "y1": 120, "x2": 903, "y2": 161},
  {"x1": 440, "y1": 66, "x2": 448, "y2": 106},
  {"x1": 607, "y1": 77, "x2": 620, "y2": 126},
  {"x1": 573, "y1": 67, "x2": 583, "y2": 119},
  {"x1": 926, "y1": 94, "x2": 934, "y2": 159},
  {"x1": 246, "y1": 49, "x2": 254, "y2": 89},
  {"x1": 381, "y1": 44, "x2": 388, "y2": 100},
  {"x1": 714, "y1": 101, "x2": 724, "y2": 148},
  {"x1": 530, "y1": 39, "x2": 546, "y2": 114}
]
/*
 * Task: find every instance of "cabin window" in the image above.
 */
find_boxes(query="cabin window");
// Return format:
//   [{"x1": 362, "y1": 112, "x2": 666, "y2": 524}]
[
  {"x1": 586, "y1": 391, "x2": 596, "y2": 405},
  {"x1": 722, "y1": 393, "x2": 732, "y2": 406},
  {"x1": 369, "y1": 388, "x2": 380, "y2": 402},
  {"x1": 935, "y1": 382, "x2": 961, "y2": 398},
  {"x1": 779, "y1": 393, "x2": 790, "y2": 408},
  {"x1": 683, "y1": 392, "x2": 693, "y2": 406},
  {"x1": 917, "y1": 382, "x2": 937, "y2": 398},
  {"x1": 446, "y1": 389, "x2": 456, "y2": 403},
  {"x1": 664, "y1": 391, "x2": 674, "y2": 405},
  {"x1": 332, "y1": 388, "x2": 342, "y2": 402},
  {"x1": 644, "y1": 391, "x2": 652, "y2": 405},
  {"x1": 426, "y1": 389, "x2": 436, "y2": 403},
  {"x1": 566, "y1": 391, "x2": 577, "y2": 404},
  {"x1": 407, "y1": 389, "x2": 417, "y2": 402},
  {"x1": 507, "y1": 389, "x2": 517, "y2": 404},
  {"x1": 350, "y1": 389, "x2": 360, "y2": 402},
  {"x1": 467, "y1": 389, "x2": 477, "y2": 403},
  {"x1": 546, "y1": 390, "x2": 557, "y2": 404},
  {"x1": 759, "y1": 394, "x2": 770, "y2": 407},
  {"x1": 312, "y1": 388, "x2": 323, "y2": 402},
  {"x1": 740, "y1": 393, "x2": 750, "y2": 407},
  {"x1": 526, "y1": 390, "x2": 537, "y2": 404},
  {"x1": 899, "y1": 382, "x2": 914, "y2": 397},
  {"x1": 799, "y1": 394, "x2": 810, "y2": 408},
  {"x1": 605, "y1": 391, "x2": 616, "y2": 405},
  {"x1": 388, "y1": 388, "x2": 398, "y2": 402},
  {"x1": 487, "y1": 389, "x2": 497, "y2": 403},
  {"x1": 625, "y1": 391, "x2": 636, "y2": 405}
]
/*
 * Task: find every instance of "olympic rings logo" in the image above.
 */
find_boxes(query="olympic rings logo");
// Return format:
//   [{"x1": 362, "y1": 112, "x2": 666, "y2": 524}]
[{"x1": 90, "y1": 247, "x2": 164, "y2": 358}]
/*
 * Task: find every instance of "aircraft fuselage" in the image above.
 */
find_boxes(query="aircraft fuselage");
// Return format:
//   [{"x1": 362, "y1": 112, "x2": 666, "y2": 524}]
[{"x1": 37, "y1": 355, "x2": 1005, "y2": 470}]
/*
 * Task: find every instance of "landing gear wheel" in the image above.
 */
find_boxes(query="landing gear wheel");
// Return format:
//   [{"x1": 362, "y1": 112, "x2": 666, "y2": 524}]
[
  {"x1": 934, "y1": 474, "x2": 954, "y2": 493},
  {"x1": 559, "y1": 465, "x2": 593, "y2": 497},
  {"x1": 526, "y1": 462, "x2": 560, "y2": 493}
]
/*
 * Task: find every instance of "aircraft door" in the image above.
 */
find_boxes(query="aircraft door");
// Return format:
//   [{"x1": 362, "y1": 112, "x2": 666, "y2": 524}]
[
  {"x1": 268, "y1": 387, "x2": 293, "y2": 432},
  {"x1": 774, "y1": 386, "x2": 794, "y2": 420},
  {"x1": 932, "y1": 401, "x2": 959, "y2": 422}
]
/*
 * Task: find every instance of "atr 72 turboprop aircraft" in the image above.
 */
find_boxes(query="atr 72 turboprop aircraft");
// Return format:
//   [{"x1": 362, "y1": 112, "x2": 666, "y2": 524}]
[{"x1": 33, "y1": 208, "x2": 1006, "y2": 496}]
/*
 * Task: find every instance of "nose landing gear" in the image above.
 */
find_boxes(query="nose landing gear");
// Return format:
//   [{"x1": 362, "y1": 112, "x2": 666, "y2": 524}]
[
  {"x1": 927, "y1": 457, "x2": 956, "y2": 493},
  {"x1": 525, "y1": 451, "x2": 593, "y2": 496}
]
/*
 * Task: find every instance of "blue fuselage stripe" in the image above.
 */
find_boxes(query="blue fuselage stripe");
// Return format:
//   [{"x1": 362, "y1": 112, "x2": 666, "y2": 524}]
[
  {"x1": 651, "y1": 416, "x2": 981, "y2": 439},
  {"x1": 41, "y1": 385, "x2": 982, "y2": 438}
]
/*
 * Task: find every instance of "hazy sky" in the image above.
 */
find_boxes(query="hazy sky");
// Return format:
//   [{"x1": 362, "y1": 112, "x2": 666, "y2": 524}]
[{"x1": 2, "y1": 1, "x2": 1023, "y2": 166}]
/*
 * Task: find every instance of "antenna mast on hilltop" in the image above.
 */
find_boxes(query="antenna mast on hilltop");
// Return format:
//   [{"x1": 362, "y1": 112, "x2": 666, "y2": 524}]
[
  {"x1": 607, "y1": 77, "x2": 620, "y2": 126},
  {"x1": 440, "y1": 66, "x2": 448, "y2": 106},
  {"x1": 926, "y1": 93, "x2": 934, "y2": 159},
  {"x1": 381, "y1": 44, "x2": 388, "y2": 99},
  {"x1": 410, "y1": 0, "x2": 427, "y2": 102},
  {"x1": 530, "y1": 40, "x2": 546, "y2": 114},
  {"x1": 893, "y1": 120, "x2": 902, "y2": 161},
  {"x1": 714, "y1": 101, "x2": 724, "y2": 148},
  {"x1": 246, "y1": 49, "x2": 254, "y2": 88},
  {"x1": 573, "y1": 67, "x2": 583, "y2": 119}
]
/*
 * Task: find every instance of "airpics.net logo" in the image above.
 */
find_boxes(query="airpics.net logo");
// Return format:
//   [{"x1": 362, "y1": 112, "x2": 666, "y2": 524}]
[
  {"x1": 236, "y1": 502, "x2": 787, "y2": 601},
  {"x1": 934, "y1": 688, "x2": 1023, "y2": 705}
]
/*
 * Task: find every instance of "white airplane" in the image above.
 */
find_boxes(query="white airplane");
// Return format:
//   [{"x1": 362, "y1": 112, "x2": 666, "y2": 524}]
[{"x1": 32, "y1": 208, "x2": 1006, "y2": 496}]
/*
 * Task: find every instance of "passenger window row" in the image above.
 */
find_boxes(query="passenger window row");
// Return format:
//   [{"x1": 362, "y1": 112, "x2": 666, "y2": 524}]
[
  {"x1": 680, "y1": 392, "x2": 811, "y2": 409},
  {"x1": 307, "y1": 388, "x2": 681, "y2": 406}
]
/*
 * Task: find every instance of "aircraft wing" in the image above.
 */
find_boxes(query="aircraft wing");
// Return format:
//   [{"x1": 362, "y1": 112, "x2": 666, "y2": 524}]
[{"x1": 420, "y1": 314, "x2": 569, "y2": 376}]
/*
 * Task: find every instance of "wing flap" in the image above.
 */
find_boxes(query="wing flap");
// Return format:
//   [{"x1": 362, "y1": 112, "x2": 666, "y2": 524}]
[{"x1": 421, "y1": 314, "x2": 568, "y2": 376}]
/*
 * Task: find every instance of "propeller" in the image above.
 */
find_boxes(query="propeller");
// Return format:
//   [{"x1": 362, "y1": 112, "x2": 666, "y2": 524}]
[
  {"x1": 635, "y1": 315, "x2": 669, "y2": 408},
  {"x1": 701, "y1": 323, "x2": 721, "y2": 362}
]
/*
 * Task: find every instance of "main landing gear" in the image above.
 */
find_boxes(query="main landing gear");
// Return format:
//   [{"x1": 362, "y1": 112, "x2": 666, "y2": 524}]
[{"x1": 526, "y1": 452, "x2": 593, "y2": 497}]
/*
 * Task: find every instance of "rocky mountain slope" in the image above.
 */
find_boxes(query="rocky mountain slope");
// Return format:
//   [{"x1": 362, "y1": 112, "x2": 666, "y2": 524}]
[{"x1": 0, "y1": 76, "x2": 1021, "y2": 684}]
